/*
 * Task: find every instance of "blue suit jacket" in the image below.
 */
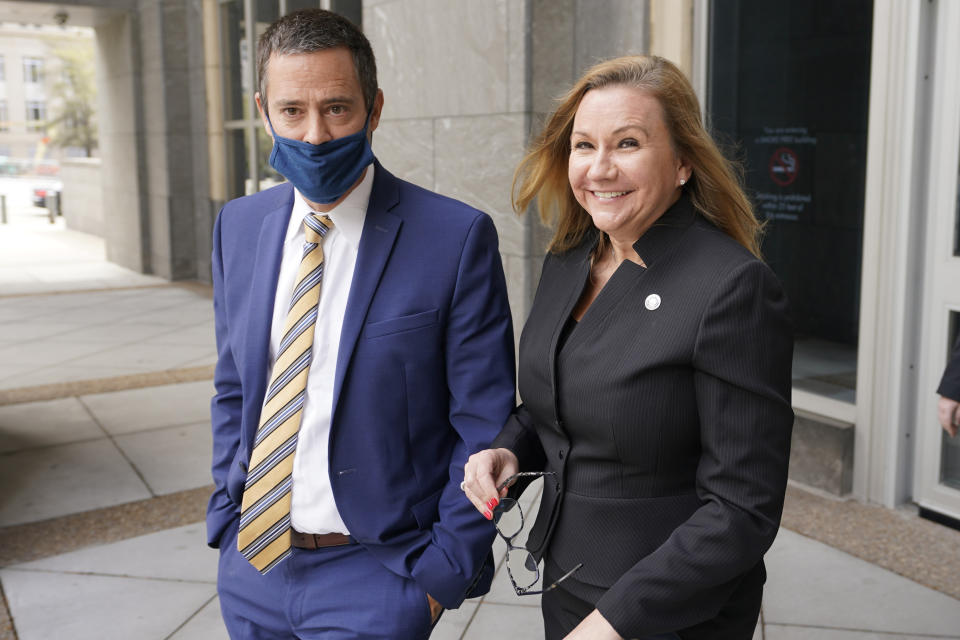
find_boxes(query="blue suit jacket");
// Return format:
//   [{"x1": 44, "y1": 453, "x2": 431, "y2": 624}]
[{"x1": 206, "y1": 162, "x2": 515, "y2": 608}]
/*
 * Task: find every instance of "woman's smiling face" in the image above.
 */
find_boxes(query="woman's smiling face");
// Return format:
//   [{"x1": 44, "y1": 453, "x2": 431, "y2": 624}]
[{"x1": 567, "y1": 85, "x2": 691, "y2": 243}]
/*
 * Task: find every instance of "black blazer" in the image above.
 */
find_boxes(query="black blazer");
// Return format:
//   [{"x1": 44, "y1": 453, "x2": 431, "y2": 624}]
[
  {"x1": 493, "y1": 195, "x2": 794, "y2": 639},
  {"x1": 938, "y1": 334, "x2": 960, "y2": 401}
]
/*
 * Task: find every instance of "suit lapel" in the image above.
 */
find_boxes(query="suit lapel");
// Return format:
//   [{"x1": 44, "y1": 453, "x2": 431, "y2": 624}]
[
  {"x1": 554, "y1": 195, "x2": 698, "y2": 374},
  {"x1": 331, "y1": 165, "x2": 402, "y2": 422},
  {"x1": 546, "y1": 236, "x2": 594, "y2": 430},
  {"x1": 241, "y1": 189, "x2": 294, "y2": 438}
]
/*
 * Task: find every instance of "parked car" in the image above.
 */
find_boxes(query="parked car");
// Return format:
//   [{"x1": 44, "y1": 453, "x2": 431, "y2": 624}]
[{"x1": 32, "y1": 182, "x2": 62, "y2": 208}]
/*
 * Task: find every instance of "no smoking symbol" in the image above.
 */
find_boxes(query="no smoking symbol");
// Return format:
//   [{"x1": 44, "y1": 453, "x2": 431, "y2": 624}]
[{"x1": 769, "y1": 147, "x2": 799, "y2": 187}]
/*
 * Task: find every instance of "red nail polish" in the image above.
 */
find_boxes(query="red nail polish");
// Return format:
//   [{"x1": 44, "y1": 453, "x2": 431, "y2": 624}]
[
  {"x1": 487, "y1": 498, "x2": 499, "y2": 510},
  {"x1": 483, "y1": 509, "x2": 492, "y2": 520}
]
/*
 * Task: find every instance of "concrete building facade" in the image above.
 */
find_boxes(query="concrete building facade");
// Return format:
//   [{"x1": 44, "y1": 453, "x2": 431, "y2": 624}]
[{"x1": 1, "y1": 0, "x2": 958, "y2": 526}]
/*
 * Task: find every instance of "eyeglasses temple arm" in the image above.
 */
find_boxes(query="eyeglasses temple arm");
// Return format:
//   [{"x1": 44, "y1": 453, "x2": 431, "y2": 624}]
[
  {"x1": 496, "y1": 471, "x2": 556, "y2": 493},
  {"x1": 515, "y1": 562, "x2": 584, "y2": 596},
  {"x1": 550, "y1": 562, "x2": 583, "y2": 588}
]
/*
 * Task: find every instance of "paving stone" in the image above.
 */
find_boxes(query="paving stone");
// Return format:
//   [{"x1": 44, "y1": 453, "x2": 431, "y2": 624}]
[
  {"x1": 0, "y1": 569, "x2": 216, "y2": 640},
  {"x1": 113, "y1": 422, "x2": 213, "y2": 495},
  {"x1": 763, "y1": 626, "x2": 949, "y2": 639},
  {"x1": 8, "y1": 522, "x2": 216, "y2": 583},
  {"x1": 431, "y1": 598, "x2": 481, "y2": 640},
  {"x1": 167, "y1": 596, "x2": 229, "y2": 640},
  {"x1": 0, "y1": 438, "x2": 151, "y2": 526},
  {"x1": 0, "y1": 397, "x2": 102, "y2": 453},
  {"x1": 461, "y1": 601, "x2": 545, "y2": 638},
  {"x1": 764, "y1": 530, "x2": 960, "y2": 637},
  {"x1": 81, "y1": 380, "x2": 213, "y2": 435}
]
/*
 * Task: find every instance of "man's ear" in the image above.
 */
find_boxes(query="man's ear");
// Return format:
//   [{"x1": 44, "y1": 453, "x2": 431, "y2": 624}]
[
  {"x1": 255, "y1": 92, "x2": 273, "y2": 139},
  {"x1": 367, "y1": 89, "x2": 384, "y2": 136}
]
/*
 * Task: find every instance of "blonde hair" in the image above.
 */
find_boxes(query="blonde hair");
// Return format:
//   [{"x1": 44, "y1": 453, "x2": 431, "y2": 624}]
[{"x1": 513, "y1": 55, "x2": 762, "y2": 257}]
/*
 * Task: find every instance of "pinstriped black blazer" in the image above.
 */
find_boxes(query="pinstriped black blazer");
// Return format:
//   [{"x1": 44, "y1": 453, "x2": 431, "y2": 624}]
[
  {"x1": 938, "y1": 335, "x2": 960, "y2": 400},
  {"x1": 492, "y1": 195, "x2": 794, "y2": 639}
]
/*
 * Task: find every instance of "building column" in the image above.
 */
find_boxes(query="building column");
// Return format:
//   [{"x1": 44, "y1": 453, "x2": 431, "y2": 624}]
[{"x1": 137, "y1": 0, "x2": 211, "y2": 280}]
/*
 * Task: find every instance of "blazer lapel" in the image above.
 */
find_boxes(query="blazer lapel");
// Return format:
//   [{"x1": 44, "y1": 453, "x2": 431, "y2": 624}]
[
  {"x1": 241, "y1": 189, "x2": 294, "y2": 438},
  {"x1": 331, "y1": 165, "x2": 402, "y2": 422},
  {"x1": 557, "y1": 195, "x2": 698, "y2": 360},
  {"x1": 546, "y1": 236, "x2": 595, "y2": 430}
]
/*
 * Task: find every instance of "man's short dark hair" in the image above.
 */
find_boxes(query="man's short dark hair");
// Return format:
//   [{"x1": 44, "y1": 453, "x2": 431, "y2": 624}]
[{"x1": 257, "y1": 9, "x2": 378, "y2": 114}]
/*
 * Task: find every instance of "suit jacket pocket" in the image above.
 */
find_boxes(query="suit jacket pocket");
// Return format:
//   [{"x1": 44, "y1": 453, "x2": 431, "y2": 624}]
[
  {"x1": 225, "y1": 449, "x2": 248, "y2": 506},
  {"x1": 365, "y1": 309, "x2": 439, "y2": 339}
]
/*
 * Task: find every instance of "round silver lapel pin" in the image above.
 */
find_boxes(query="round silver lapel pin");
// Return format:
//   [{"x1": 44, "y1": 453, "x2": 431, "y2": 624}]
[{"x1": 645, "y1": 294, "x2": 661, "y2": 311}]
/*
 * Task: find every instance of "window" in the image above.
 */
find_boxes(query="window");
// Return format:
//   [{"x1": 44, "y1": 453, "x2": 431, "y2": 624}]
[
  {"x1": 25, "y1": 100, "x2": 46, "y2": 132},
  {"x1": 0, "y1": 55, "x2": 6, "y2": 82},
  {"x1": 23, "y1": 56, "x2": 43, "y2": 84},
  {"x1": 0, "y1": 101, "x2": 8, "y2": 132},
  {"x1": 708, "y1": 0, "x2": 874, "y2": 404}
]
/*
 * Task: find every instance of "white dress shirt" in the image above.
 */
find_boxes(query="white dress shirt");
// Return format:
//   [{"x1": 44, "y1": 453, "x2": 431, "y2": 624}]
[{"x1": 264, "y1": 166, "x2": 374, "y2": 534}]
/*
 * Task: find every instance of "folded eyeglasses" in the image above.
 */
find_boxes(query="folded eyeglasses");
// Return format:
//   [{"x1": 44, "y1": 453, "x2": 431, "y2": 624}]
[{"x1": 492, "y1": 471, "x2": 583, "y2": 596}]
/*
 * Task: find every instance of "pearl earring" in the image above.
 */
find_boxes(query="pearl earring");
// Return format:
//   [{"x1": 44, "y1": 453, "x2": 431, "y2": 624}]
[{"x1": 679, "y1": 179, "x2": 686, "y2": 186}]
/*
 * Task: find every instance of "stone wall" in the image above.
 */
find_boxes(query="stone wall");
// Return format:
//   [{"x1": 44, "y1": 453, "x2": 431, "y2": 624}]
[
  {"x1": 95, "y1": 10, "x2": 145, "y2": 272},
  {"x1": 366, "y1": 0, "x2": 533, "y2": 335},
  {"x1": 790, "y1": 410, "x2": 855, "y2": 495},
  {"x1": 94, "y1": 0, "x2": 210, "y2": 279},
  {"x1": 137, "y1": 0, "x2": 210, "y2": 280},
  {"x1": 61, "y1": 157, "x2": 104, "y2": 236},
  {"x1": 365, "y1": 0, "x2": 650, "y2": 335}
]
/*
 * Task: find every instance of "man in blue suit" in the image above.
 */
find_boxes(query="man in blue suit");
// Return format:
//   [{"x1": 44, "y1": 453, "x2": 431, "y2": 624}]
[{"x1": 207, "y1": 9, "x2": 515, "y2": 638}]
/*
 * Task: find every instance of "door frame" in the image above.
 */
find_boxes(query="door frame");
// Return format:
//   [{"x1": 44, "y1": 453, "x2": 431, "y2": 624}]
[{"x1": 914, "y1": 0, "x2": 960, "y2": 519}]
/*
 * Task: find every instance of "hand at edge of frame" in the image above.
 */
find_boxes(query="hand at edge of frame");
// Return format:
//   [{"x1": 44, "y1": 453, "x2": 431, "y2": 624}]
[
  {"x1": 563, "y1": 610, "x2": 624, "y2": 640},
  {"x1": 938, "y1": 395, "x2": 959, "y2": 437}
]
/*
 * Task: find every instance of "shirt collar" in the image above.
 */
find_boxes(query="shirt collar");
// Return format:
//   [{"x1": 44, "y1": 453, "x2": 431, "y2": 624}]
[{"x1": 287, "y1": 164, "x2": 374, "y2": 248}]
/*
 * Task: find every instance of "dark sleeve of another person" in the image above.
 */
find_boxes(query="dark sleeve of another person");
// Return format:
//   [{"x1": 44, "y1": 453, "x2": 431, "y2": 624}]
[{"x1": 937, "y1": 334, "x2": 960, "y2": 401}]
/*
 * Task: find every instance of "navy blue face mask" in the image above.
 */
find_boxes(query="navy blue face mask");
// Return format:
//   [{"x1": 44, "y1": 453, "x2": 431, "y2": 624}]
[{"x1": 266, "y1": 113, "x2": 375, "y2": 204}]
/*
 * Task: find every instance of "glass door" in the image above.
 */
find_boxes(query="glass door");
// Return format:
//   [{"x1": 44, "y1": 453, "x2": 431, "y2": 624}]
[
  {"x1": 707, "y1": 0, "x2": 873, "y2": 416},
  {"x1": 915, "y1": 0, "x2": 960, "y2": 521}
]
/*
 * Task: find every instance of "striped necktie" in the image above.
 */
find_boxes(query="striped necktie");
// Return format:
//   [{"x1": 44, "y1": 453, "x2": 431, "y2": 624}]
[{"x1": 237, "y1": 213, "x2": 332, "y2": 573}]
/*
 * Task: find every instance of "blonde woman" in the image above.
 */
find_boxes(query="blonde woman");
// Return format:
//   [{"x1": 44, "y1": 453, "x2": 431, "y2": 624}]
[{"x1": 463, "y1": 56, "x2": 794, "y2": 639}]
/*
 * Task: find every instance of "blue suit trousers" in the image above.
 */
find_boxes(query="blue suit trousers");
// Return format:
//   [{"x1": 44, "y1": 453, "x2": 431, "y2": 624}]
[{"x1": 217, "y1": 519, "x2": 433, "y2": 639}]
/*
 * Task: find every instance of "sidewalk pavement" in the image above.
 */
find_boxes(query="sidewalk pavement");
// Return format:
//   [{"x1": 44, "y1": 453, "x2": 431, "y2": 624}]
[{"x1": 1, "y1": 221, "x2": 959, "y2": 639}]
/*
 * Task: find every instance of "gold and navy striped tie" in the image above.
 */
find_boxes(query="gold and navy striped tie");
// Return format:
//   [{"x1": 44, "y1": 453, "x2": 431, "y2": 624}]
[{"x1": 237, "y1": 213, "x2": 332, "y2": 573}]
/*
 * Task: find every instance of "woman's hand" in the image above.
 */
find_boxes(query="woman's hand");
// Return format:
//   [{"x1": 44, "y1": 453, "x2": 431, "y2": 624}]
[
  {"x1": 563, "y1": 610, "x2": 624, "y2": 640},
  {"x1": 938, "y1": 395, "x2": 959, "y2": 437},
  {"x1": 462, "y1": 448, "x2": 519, "y2": 519}
]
